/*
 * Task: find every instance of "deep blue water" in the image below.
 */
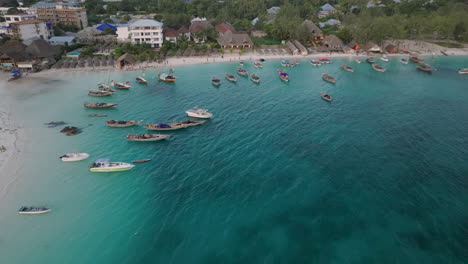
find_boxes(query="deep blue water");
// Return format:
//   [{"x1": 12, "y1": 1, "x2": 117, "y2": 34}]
[{"x1": 0, "y1": 56, "x2": 467, "y2": 264}]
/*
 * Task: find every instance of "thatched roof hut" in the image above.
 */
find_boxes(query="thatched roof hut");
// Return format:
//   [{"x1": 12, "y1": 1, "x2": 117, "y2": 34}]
[
  {"x1": 115, "y1": 53, "x2": 136, "y2": 69},
  {"x1": 26, "y1": 39, "x2": 62, "y2": 58}
]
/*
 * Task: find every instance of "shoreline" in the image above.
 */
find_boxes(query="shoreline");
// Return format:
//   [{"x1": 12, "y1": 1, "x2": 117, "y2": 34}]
[{"x1": 30, "y1": 50, "x2": 468, "y2": 76}]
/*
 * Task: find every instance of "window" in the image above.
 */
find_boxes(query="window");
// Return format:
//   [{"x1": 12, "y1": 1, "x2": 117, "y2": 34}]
[
  {"x1": 14, "y1": 18, "x2": 19, "y2": 21},
  {"x1": 153, "y1": 32, "x2": 159, "y2": 36}
]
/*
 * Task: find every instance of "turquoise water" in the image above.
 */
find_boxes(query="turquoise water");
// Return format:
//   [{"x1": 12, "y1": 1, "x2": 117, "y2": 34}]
[{"x1": 1, "y1": 57, "x2": 468, "y2": 263}]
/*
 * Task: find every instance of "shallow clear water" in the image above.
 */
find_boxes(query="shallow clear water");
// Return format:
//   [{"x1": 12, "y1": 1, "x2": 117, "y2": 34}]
[{"x1": 1, "y1": 57, "x2": 468, "y2": 263}]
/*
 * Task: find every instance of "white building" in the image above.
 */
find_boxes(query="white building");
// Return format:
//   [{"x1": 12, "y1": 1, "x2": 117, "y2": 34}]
[
  {"x1": 7, "y1": 19, "x2": 51, "y2": 41},
  {"x1": 4, "y1": 13, "x2": 37, "y2": 26},
  {"x1": 116, "y1": 19, "x2": 163, "y2": 48}
]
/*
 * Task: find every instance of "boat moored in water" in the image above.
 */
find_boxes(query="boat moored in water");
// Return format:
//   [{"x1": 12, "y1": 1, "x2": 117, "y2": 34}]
[
  {"x1": 133, "y1": 159, "x2": 152, "y2": 163},
  {"x1": 88, "y1": 90, "x2": 113, "y2": 97},
  {"x1": 84, "y1": 102, "x2": 117, "y2": 109},
  {"x1": 355, "y1": 57, "x2": 361, "y2": 63},
  {"x1": 186, "y1": 107, "x2": 213, "y2": 119},
  {"x1": 225, "y1": 73, "x2": 237, "y2": 82},
  {"x1": 322, "y1": 73, "x2": 336, "y2": 83},
  {"x1": 366, "y1": 57, "x2": 376, "y2": 64},
  {"x1": 136, "y1": 76, "x2": 148, "y2": 83},
  {"x1": 212, "y1": 77, "x2": 221, "y2": 86},
  {"x1": 278, "y1": 70, "x2": 289, "y2": 82},
  {"x1": 458, "y1": 68, "x2": 468, "y2": 74},
  {"x1": 98, "y1": 83, "x2": 115, "y2": 92},
  {"x1": 400, "y1": 58, "x2": 409, "y2": 64},
  {"x1": 417, "y1": 63, "x2": 433, "y2": 73},
  {"x1": 319, "y1": 57, "x2": 332, "y2": 64},
  {"x1": 310, "y1": 60, "x2": 321, "y2": 66},
  {"x1": 146, "y1": 120, "x2": 205, "y2": 131},
  {"x1": 250, "y1": 74, "x2": 261, "y2": 83},
  {"x1": 380, "y1": 55, "x2": 389, "y2": 62},
  {"x1": 89, "y1": 158, "x2": 135, "y2": 172},
  {"x1": 321, "y1": 92, "x2": 332, "y2": 102},
  {"x1": 158, "y1": 73, "x2": 176, "y2": 82},
  {"x1": 111, "y1": 80, "x2": 132, "y2": 89},
  {"x1": 106, "y1": 120, "x2": 141, "y2": 127},
  {"x1": 60, "y1": 152, "x2": 90, "y2": 162},
  {"x1": 237, "y1": 68, "x2": 248, "y2": 76},
  {"x1": 126, "y1": 134, "x2": 171, "y2": 142},
  {"x1": 341, "y1": 64, "x2": 355, "y2": 72},
  {"x1": 86, "y1": 114, "x2": 107, "y2": 117},
  {"x1": 372, "y1": 63, "x2": 386, "y2": 72},
  {"x1": 253, "y1": 61, "x2": 263, "y2": 68},
  {"x1": 18, "y1": 206, "x2": 51, "y2": 215},
  {"x1": 410, "y1": 56, "x2": 423, "y2": 63}
]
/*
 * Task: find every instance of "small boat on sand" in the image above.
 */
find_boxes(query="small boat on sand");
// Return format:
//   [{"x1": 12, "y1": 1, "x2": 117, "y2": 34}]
[
  {"x1": 417, "y1": 63, "x2": 433, "y2": 73},
  {"x1": 146, "y1": 120, "x2": 205, "y2": 131},
  {"x1": 341, "y1": 64, "x2": 355, "y2": 72},
  {"x1": 250, "y1": 74, "x2": 261, "y2": 83},
  {"x1": 106, "y1": 120, "x2": 141, "y2": 128},
  {"x1": 380, "y1": 55, "x2": 389, "y2": 62},
  {"x1": 60, "y1": 152, "x2": 90, "y2": 162},
  {"x1": 212, "y1": 77, "x2": 221, "y2": 86},
  {"x1": 88, "y1": 90, "x2": 112, "y2": 97},
  {"x1": 253, "y1": 61, "x2": 263, "y2": 68},
  {"x1": 133, "y1": 159, "x2": 152, "y2": 163},
  {"x1": 410, "y1": 56, "x2": 423, "y2": 63},
  {"x1": 225, "y1": 73, "x2": 237, "y2": 82},
  {"x1": 319, "y1": 57, "x2": 332, "y2": 64},
  {"x1": 372, "y1": 63, "x2": 386, "y2": 72},
  {"x1": 355, "y1": 57, "x2": 361, "y2": 63},
  {"x1": 400, "y1": 58, "x2": 409, "y2": 64},
  {"x1": 8, "y1": 70, "x2": 22, "y2": 81},
  {"x1": 86, "y1": 114, "x2": 107, "y2": 117},
  {"x1": 310, "y1": 60, "x2": 321, "y2": 66},
  {"x1": 322, "y1": 73, "x2": 336, "y2": 83},
  {"x1": 126, "y1": 134, "x2": 171, "y2": 142},
  {"x1": 458, "y1": 68, "x2": 468, "y2": 74},
  {"x1": 111, "y1": 80, "x2": 132, "y2": 89},
  {"x1": 321, "y1": 92, "x2": 332, "y2": 102},
  {"x1": 158, "y1": 73, "x2": 176, "y2": 82},
  {"x1": 278, "y1": 70, "x2": 289, "y2": 82},
  {"x1": 18, "y1": 206, "x2": 50, "y2": 215},
  {"x1": 366, "y1": 57, "x2": 376, "y2": 64},
  {"x1": 237, "y1": 68, "x2": 248, "y2": 76},
  {"x1": 84, "y1": 102, "x2": 117, "y2": 109},
  {"x1": 186, "y1": 107, "x2": 213, "y2": 119},
  {"x1": 89, "y1": 158, "x2": 134, "y2": 172},
  {"x1": 136, "y1": 76, "x2": 148, "y2": 83}
]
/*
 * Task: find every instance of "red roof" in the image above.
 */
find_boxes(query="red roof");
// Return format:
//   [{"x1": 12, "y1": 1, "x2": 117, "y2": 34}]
[
  {"x1": 11, "y1": 19, "x2": 45, "y2": 25},
  {"x1": 164, "y1": 28, "x2": 178, "y2": 38},
  {"x1": 178, "y1": 26, "x2": 189, "y2": 34},
  {"x1": 215, "y1": 23, "x2": 236, "y2": 34}
]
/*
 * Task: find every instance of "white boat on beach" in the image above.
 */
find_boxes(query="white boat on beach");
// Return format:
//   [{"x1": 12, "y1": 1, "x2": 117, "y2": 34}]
[
  {"x1": 186, "y1": 107, "x2": 213, "y2": 119},
  {"x1": 60, "y1": 152, "x2": 90, "y2": 162},
  {"x1": 18, "y1": 206, "x2": 51, "y2": 215},
  {"x1": 89, "y1": 158, "x2": 135, "y2": 172}
]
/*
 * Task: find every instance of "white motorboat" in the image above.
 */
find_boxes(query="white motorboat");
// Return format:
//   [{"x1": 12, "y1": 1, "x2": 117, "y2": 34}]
[
  {"x1": 185, "y1": 107, "x2": 213, "y2": 119},
  {"x1": 380, "y1": 55, "x2": 389, "y2": 62},
  {"x1": 458, "y1": 68, "x2": 468, "y2": 74},
  {"x1": 89, "y1": 158, "x2": 135, "y2": 172},
  {"x1": 400, "y1": 58, "x2": 409, "y2": 64},
  {"x1": 60, "y1": 152, "x2": 90, "y2": 162},
  {"x1": 355, "y1": 57, "x2": 361, "y2": 64},
  {"x1": 18, "y1": 206, "x2": 51, "y2": 215}
]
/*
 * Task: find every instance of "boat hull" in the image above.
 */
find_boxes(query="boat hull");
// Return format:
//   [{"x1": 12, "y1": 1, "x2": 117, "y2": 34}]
[
  {"x1": 18, "y1": 209, "x2": 51, "y2": 215},
  {"x1": 60, "y1": 153, "x2": 90, "y2": 162},
  {"x1": 90, "y1": 166, "x2": 134, "y2": 172}
]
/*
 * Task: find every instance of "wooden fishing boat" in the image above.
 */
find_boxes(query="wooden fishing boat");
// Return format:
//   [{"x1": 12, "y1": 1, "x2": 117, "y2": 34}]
[
  {"x1": 88, "y1": 90, "x2": 112, "y2": 97},
  {"x1": 212, "y1": 77, "x2": 221, "y2": 86},
  {"x1": 126, "y1": 134, "x2": 171, "y2": 142},
  {"x1": 253, "y1": 61, "x2": 263, "y2": 68},
  {"x1": 458, "y1": 68, "x2": 468, "y2": 74},
  {"x1": 410, "y1": 56, "x2": 423, "y2": 63},
  {"x1": 225, "y1": 73, "x2": 237, "y2": 82},
  {"x1": 341, "y1": 64, "x2": 355, "y2": 72},
  {"x1": 132, "y1": 159, "x2": 152, "y2": 163},
  {"x1": 310, "y1": 60, "x2": 321, "y2": 66},
  {"x1": 322, "y1": 73, "x2": 336, "y2": 83},
  {"x1": 136, "y1": 76, "x2": 148, "y2": 83},
  {"x1": 237, "y1": 68, "x2": 248, "y2": 76},
  {"x1": 417, "y1": 63, "x2": 433, "y2": 73},
  {"x1": 250, "y1": 74, "x2": 261, "y2": 83},
  {"x1": 321, "y1": 92, "x2": 332, "y2": 102},
  {"x1": 106, "y1": 120, "x2": 141, "y2": 128},
  {"x1": 372, "y1": 63, "x2": 386, "y2": 72},
  {"x1": 111, "y1": 80, "x2": 132, "y2": 89},
  {"x1": 146, "y1": 120, "x2": 205, "y2": 131},
  {"x1": 277, "y1": 70, "x2": 289, "y2": 82},
  {"x1": 84, "y1": 102, "x2": 117, "y2": 109},
  {"x1": 366, "y1": 57, "x2": 375, "y2": 64},
  {"x1": 86, "y1": 114, "x2": 107, "y2": 117}
]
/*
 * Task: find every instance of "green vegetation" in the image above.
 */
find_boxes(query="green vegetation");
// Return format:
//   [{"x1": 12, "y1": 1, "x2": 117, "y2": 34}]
[
  {"x1": 251, "y1": 37, "x2": 281, "y2": 46},
  {"x1": 6, "y1": 7, "x2": 21, "y2": 15},
  {"x1": 53, "y1": 24, "x2": 80, "y2": 36},
  {"x1": 113, "y1": 43, "x2": 158, "y2": 61},
  {"x1": 431, "y1": 41, "x2": 464, "y2": 48}
]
